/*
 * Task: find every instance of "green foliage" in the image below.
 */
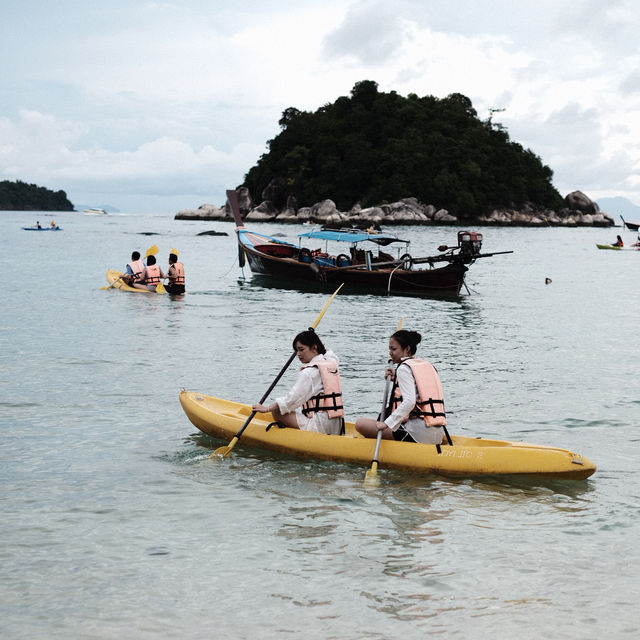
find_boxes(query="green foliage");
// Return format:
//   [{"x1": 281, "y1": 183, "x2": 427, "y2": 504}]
[
  {"x1": 244, "y1": 81, "x2": 564, "y2": 218},
  {"x1": 0, "y1": 180, "x2": 74, "y2": 211}
]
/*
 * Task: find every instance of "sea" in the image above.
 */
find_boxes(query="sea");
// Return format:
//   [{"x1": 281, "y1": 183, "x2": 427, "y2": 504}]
[{"x1": 1, "y1": 210, "x2": 639, "y2": 639}]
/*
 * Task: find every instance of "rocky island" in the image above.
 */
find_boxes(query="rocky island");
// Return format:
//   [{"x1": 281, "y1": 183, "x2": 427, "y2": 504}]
[{"x1": 175, "y1": 187, "x2": 614, "y2": 228}]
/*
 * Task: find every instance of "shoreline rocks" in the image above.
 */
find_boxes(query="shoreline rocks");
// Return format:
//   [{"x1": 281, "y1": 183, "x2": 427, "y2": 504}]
[{"x1": 175, "y1": 188, "x2": 614, "y2": 227}]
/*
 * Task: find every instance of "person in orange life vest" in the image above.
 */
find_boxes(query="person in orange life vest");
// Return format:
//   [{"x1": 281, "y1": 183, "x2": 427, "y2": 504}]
[
  {"x1": 121, "y1": 251, "x2": 146, "y2": 286},
  {"x1": 136, "y1": 254, "x2": 165, "y2": 291},
  {"x1": 252, "y1": 330, "x2": 344, "y2": 435},
  {"x1": 613, "y1": 235, "x2": 624, "y2": 247},
  {"x1": 165, "y1": 250, "x2": 185, "y2": 295},
  {"x1": 355, "y1": 329, "x2": 445, "y2": 445}
]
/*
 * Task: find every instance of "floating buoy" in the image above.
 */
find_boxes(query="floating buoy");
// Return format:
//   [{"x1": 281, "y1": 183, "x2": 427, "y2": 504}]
[{"x1": 545, "y1": 277, "x2": 552, "y2": 284}]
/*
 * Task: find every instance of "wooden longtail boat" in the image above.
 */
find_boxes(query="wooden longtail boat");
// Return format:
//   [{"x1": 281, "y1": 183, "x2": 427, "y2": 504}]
[
  {"x1": 620, "y1": 216, "x2": 640, "y2": 231},
  {"x1": 179, "y1": 392, "x2": 596, "y2": 480},
  {"x1": 228, "y1": 190, "x2": 512, "y2": 297}
]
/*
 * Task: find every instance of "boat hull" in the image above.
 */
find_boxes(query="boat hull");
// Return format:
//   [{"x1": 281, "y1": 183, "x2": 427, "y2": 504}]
[
  {"x1": 241, "y1": 242, "x2": 467, "y2": 297},
  {"x1": 179, "y1": 392, "x2": 596, "y2": 480},
  {"x1": 22, "y1": 226, "x2": 62, "y2": 231}
]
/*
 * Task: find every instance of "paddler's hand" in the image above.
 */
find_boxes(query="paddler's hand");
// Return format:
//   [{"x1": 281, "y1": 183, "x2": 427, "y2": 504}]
[
  {"x1": 376, "y1": 421, "x2": 388, "y2": 431},
  {"x1": 252, "y1": 403, "x2": 269, "y2": 413}
]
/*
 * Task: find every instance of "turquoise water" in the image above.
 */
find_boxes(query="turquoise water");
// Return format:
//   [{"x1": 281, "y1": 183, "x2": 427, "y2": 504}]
[{"x1": 1, "y1": 211, "x2": 639, "y2": 639}]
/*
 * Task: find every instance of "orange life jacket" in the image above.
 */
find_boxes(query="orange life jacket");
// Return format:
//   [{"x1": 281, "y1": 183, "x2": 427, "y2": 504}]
[
  {"x1": 301, "y1": 358, "x2": 344, "y2": 419},
  {"x1": 390, "y1": 358, "x2": 446, "y2": 427},
  {"x1": 128, "y1": 259, "x2": 146, "y2": 283},
  {"x1": 170, "y1": 262, "x2": 185, "y2": 285},
  {"x1": 145, "y1": 264, "x2": 161, "y2": 285}
]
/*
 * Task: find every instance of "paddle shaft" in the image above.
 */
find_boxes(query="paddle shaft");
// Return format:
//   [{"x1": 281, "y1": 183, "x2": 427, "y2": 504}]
[
  {"x1": 231, "y1": 349, "x2": 298, "y2": 442},
  {"x1": 370, "y1": 373, "x2": 392, "y2": 465}
]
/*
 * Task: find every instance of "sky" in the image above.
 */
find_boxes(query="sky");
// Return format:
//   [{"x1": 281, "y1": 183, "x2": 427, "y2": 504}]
[{"x1": 1, "y1": 0, "x2": 640, "y2": 214}]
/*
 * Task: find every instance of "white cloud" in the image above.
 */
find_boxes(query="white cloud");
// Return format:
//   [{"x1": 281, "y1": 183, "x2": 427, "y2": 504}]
[{"x1": 2, "y1": 0, "x2": 640, "y2": 211}]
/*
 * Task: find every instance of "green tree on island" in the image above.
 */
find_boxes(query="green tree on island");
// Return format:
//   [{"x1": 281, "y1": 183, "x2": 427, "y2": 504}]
[
  {"x1": 0, "y1": 180, "x2": 74, "y2": 211},
  {"x1": 244, "y1": 80, "x2": 564, "y2": 219}
]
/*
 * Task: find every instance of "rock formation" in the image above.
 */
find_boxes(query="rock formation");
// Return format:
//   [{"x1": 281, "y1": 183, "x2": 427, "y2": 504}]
[{"x1": 174, "y1": 188, "x2": 614, "y2": 227}]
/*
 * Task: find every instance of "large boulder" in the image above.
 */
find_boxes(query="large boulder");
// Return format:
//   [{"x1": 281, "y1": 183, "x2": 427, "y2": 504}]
[{"x1": 565, "y1": 190, "x2": 599, "y2": 215}]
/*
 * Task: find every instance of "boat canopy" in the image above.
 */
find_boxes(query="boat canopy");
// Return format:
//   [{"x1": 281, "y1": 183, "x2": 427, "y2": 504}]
[{"x1": 298, "y1": 229, "x2": 408, "y2": 246}]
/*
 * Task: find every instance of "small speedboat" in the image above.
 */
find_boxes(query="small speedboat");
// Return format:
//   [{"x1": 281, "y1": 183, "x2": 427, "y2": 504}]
[
  {"x1": 83, "y1": 208, "x2": 107, "y2": 215},
  {"x1": 179, "y1": 392, "x2": 596, "y2": 480}
]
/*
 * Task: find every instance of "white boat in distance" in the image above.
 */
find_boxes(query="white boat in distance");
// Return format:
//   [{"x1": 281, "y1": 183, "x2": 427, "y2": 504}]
[{"x1": 83, "y1": 208, "x2": 107, "y2": 215}]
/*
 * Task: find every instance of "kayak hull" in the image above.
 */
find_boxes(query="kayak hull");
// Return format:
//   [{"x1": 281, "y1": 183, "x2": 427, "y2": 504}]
[
  {"x1": 596, "y1": 243, "x2": 639, "y2": 251},
  {"x1": 22, "y1": 226, "x2": 62, "y2": 231},
  {"x1": 179, "y1": 392, "x2": 596, "y2": 480},
  {"x1": 105, "y1": 269, "x2": 164, "y2": 294}
]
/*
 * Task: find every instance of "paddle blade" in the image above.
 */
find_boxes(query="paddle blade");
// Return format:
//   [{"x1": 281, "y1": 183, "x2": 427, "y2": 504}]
[
  {"x1": 212, "y1": 436, "x2": 239, "y2": 459},
  {"x1": 156, "y1": 282, "x2": 166, "y2": 294},
  {"x1": 145, "y1": 244, "x2": 159, "y2": 257},
  {"x1": 364, "y1": 462, "x2": 380, "y2": 487}
]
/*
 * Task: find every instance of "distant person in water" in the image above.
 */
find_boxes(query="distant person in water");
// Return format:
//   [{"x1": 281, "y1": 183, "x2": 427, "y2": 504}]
[
  {"x1": 165, "y1": 250, "x2": 185, "y2": 295},
  {"x1": 137, "y1": 254, "x2": 165, "y2": 291},
  {"x1": 613, "y1": 235, "x2": 624, "y2": 247},
  {"x1": 122, "y1": 251, "x2": 146, "y2": 287}
]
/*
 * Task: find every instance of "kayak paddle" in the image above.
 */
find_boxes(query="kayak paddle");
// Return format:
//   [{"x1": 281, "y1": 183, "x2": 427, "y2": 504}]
[
  {"x1": 212, "y1": 283, "x2": 344, "y2": 458},
  {"x1": 364, "y1": 318, "x2": 403, "y2": 486}
]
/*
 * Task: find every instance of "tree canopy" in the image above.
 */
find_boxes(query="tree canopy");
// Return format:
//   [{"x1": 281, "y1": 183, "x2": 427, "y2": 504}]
[
  {"x1": 243, "y1": 80, "x2": 564, "y2": 218},
  {"x1": 0, "y1": 180, "x2": 74, "y2": 211}
]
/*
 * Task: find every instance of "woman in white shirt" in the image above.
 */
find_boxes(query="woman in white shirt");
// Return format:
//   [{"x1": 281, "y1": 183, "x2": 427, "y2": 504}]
[
  {"x1": 355, "y1": 329, "x2": 445, "y2": 445},
  {"x1": 252, "y1": 330, "x2": 344, "y2": 435}
]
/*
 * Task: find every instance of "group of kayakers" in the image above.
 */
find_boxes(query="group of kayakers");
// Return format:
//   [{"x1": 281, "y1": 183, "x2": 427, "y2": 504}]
[
  {"x1": 252, "y1": 328, "x2": 446, "y2": 444},
  {"x1": 612, "y1": 233, "x2": 640, "y2": 247},
  {"x1": 35, "y1": 220, "x2": 57, "y2": 229},
  {"x1": 122, "y1": 248, "x2": 185, "y2": 294}
]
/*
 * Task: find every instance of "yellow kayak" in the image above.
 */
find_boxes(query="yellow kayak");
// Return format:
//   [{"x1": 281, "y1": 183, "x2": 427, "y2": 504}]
[
  {"x1": 179, "y1": 392, "x2": 596, "y2": 480},
  {"x1": 105, "y1": 269, "x2": 165, "y2": 294}
]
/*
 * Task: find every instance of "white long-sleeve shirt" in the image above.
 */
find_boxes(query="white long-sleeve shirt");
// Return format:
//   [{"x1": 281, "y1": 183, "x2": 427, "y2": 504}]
[
  {"x1": 275, "y1": 350, "x2": 343, "y2": 435},
  {"x1": 384, "y1": 359, "x2": 444, "y2": 445}
]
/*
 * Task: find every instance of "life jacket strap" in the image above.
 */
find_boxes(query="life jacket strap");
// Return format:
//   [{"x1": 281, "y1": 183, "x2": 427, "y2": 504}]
[{"x1": 301, "y1": 392, "x2": 343, "y2": 417}]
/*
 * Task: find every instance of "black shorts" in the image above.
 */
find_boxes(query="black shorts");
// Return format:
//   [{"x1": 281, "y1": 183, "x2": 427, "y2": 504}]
[
  {"x1": 166, "y1": 284, "x2": 185, "y2": 295},
  {"x1": 392, "y1": 426, "x2": 416, "y2": 443}
]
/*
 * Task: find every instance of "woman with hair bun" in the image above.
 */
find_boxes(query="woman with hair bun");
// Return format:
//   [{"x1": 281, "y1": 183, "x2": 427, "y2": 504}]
[{"x1": 355, "y1": 329, "x2": 446, "y2": 444}]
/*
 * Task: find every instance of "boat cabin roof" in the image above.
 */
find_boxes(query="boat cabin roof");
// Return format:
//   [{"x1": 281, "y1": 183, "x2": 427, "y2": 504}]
[{"x1": 298, "y1": 228, "x2": 408, "y2": 246}]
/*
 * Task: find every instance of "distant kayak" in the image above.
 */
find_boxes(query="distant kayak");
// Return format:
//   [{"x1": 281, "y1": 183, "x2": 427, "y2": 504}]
[
  {"x1": 22, "y1": 226, "x2": 62, "y2": 231},
  {"x1": 596, "y1": 243, "x2": 639, "y2": 251},
  {"x1": 104, "y1": 269, "x2": 165, "y2": 294}
]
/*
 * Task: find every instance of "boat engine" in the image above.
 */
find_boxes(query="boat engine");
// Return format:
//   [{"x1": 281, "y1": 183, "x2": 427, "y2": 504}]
[{"x1": 458, "y1": 231, "x2": 483, "y2": 257}]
